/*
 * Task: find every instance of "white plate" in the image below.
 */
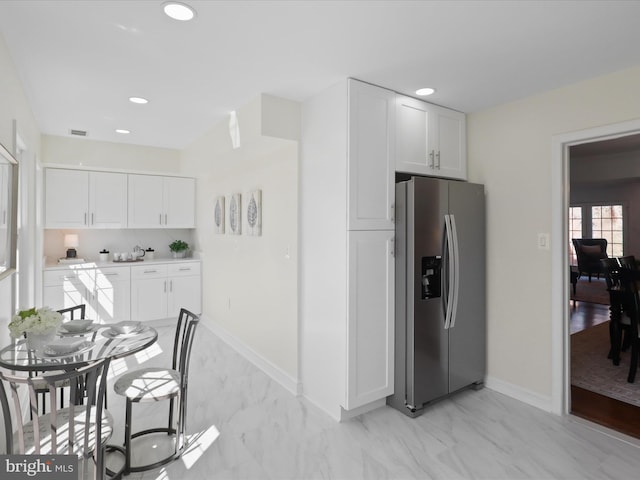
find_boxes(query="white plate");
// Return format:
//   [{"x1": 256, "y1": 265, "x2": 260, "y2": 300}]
[
  {"x1": 59, "y1": 324, "x2": 99, "y2": 336},
  {"x1": 102, "y1": 325, "x2": 146, "y2": 339},
  {"x1": 60, "y1": 319, "x2": 95, "y2": 333},
  {"x1": 40, "y1": 340, "x2": 95, "y2": 359},
  {"x1": 110, "y1": 321, "x2": 142, "y2": 335}
]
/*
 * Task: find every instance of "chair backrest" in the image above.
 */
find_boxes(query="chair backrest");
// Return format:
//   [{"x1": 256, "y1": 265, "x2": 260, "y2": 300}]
[
  {"x1": 572, "y1": 238, "x2": 608, "y2": 261},
  {"x1": 57, "y1": 304, "x2": 87, "y2": 321},
  {"x1": 0, "y1": 357, "x2": 110, "y2": 458},
  {"x1": 172, "y1": 308, "x2": 200, "y2": 383}
]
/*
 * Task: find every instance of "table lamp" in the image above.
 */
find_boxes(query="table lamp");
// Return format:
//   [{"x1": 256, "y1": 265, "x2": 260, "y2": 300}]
[{"x1": 64, "y1": 234, "x2": 79, "y2": 258}]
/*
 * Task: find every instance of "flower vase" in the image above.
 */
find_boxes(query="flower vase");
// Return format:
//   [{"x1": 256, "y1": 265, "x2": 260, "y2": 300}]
[
  {"x1": 26, "y1": 330, "x2": 57, "y2": 351},
  {"x1": 172, "y1": 250, "x2": 186, "y2": 259}
]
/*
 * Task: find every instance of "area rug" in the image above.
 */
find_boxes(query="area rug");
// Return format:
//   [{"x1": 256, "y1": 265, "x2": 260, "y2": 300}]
[
  {"x1": 571, "y1": 322, "x2": 640, "y2": 407},
  {"x1": 571, "y1": 276, "x2": 610, "y2": 305}
]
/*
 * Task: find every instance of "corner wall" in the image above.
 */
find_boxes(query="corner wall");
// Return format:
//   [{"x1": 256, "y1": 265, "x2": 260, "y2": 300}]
[
  {"x1": 180, "y1": 95, "x2": 300, "y2": 390},
  {"x1": 468, "y1": 65, "x2": 640, "y2": 408}
]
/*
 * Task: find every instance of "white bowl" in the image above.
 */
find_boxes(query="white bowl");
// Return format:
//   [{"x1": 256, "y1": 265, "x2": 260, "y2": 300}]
[
  {"x1": 62, "y1": 319, "x2": 94, "y2": 333},
  {"x1": 45, "y1": 338, "x2": 86, "y2": 354},
  {"x1": 111, "y1": 321, "x2": 141, "y2": 335}
]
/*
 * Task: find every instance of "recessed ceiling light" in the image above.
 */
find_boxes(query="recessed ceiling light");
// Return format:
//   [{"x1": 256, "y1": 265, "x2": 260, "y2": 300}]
[
  {"x1": 163, "y1": 2, "x2": 196, "y2": 21},
  {"x1": 416, "y1": 87, "x2": 436, "y2": 96},
  {"x1": 116, "y1": 129, "x2": 130, "y2": 134},
  {"x1": 129, "y1": 96, "x2": 148, "y2": 104}
]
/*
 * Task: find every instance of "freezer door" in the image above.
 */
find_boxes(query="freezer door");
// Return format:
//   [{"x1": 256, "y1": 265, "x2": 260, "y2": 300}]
[
  {"x1": 406, "y1": 176, "x2": 449, "y2": 408},
  {"x1": 448, "y1": 181, "x2": 486, "y2": 392}
]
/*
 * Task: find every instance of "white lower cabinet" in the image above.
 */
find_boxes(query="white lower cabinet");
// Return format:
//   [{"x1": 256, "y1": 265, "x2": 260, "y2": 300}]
[
  {"x1": 345, "y1": 230, "x2": 395, "y2": 410},
  {"x1": 43, "y1": 266, "x2": 131, "y2": 323},
  {"x1": 130, "y1": 262, "x2": 201, "y2": 321}
]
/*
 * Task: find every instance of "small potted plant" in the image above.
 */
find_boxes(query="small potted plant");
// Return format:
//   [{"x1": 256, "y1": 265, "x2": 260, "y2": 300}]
[{"x1": 169, "y1": 240, "x2": 189, "y2": 259}]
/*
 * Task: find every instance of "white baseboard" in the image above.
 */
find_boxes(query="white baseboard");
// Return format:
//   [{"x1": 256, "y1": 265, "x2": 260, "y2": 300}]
[
  {"x1": 485, "y1": 375, "x2": 553, "y2": 413},
  {"x1": 200, "y1": 314, "x2": 302, "y2": 396}
]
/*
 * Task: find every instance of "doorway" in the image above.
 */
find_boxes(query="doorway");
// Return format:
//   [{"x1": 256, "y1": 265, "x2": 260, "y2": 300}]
[{"x1": 551, "y1": 119, "x2": 640, "y2": 439}]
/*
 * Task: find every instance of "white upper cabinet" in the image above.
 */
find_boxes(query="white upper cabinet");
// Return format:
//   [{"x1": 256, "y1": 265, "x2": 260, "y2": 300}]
[
  {"x1": 127, "y1": 175, "x2": 195, "y2": 228},
  {"x1": 395, "y1": 95, "x2": 467, "y2": 180},
  {"x1": 90, "y1": 171, "x2": 128, "y2": 228},
  {"x1": 45, "y1": 169, "x2": 126, "y2": 228},
  {"x1": 348, "y1": 79, "x2": 396, "y2": 231}
]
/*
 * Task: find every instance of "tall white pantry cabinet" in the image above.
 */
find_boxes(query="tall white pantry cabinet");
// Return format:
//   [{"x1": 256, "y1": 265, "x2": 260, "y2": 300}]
[{"x1": 301, "y1": 78, "x2": 395, "y2": 419}]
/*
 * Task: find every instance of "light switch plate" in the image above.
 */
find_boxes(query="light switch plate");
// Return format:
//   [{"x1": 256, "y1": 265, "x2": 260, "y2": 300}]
[{"x1": 537, "y1": 233, "x2": 550, "y2": 250}]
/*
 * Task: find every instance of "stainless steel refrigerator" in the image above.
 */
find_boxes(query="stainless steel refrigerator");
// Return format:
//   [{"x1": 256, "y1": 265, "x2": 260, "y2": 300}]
[{"x1": 388, "y1": 176, "x2": 486, "y2": 417}]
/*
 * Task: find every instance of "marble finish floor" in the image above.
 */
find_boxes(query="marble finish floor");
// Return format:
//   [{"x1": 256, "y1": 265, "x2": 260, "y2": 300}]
[{"x1": 103, "y1": 319, "x2": 640, "y2": 480}]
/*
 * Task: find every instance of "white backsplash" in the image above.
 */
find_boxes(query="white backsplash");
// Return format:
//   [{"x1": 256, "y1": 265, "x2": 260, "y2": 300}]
[{"x1": 43, "y1": 229, "x2": 196, "y2": 263}]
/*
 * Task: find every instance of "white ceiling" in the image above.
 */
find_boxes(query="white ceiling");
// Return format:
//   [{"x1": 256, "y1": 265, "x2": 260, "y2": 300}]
[{"x1": 2, "y1": 0, "x2": 640, "y2": 151}]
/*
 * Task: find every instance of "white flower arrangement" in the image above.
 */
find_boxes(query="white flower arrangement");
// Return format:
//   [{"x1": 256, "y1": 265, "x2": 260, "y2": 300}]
[{"x1": 8, "y1": 307, "x2": 63, "y2": 338}]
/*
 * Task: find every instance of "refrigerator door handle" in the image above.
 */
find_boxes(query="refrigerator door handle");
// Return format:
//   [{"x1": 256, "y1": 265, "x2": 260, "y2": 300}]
[
  {"x1": 449, "y1": 214, "x2": 460, "y2": 329},
  {"x1": 444, "y1": 214, "x2": 455, "y2": 329}
]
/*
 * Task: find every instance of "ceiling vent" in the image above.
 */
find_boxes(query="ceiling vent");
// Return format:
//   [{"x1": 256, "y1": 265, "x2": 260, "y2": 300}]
[{"x1": 70, "y1": 129, "x2": 87, "y2": 136}]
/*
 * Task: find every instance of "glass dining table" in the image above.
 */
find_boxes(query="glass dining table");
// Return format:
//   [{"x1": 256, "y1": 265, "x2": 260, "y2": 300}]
[{"x1": 0, "y1": 323, "x2": 158, "y2": 371}]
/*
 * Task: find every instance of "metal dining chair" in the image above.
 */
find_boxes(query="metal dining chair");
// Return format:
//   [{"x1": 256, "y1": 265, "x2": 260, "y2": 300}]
[
  {"x1": 28, "y1": 304, "x2": 90, "y2": 416},
  {"x1": 0, "y1": 357, "x2": 113, "y2": 480},
  {"x1": 113, "y1": 308, "x2": 200, "y2": 475},
  {"x1": 58, "y1": 303, "x2": 87, "y2": 321}
]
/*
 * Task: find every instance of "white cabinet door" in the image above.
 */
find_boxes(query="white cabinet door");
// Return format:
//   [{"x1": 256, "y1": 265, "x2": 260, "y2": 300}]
[
  {"x1": 130, "y1": 264, "x2": 168, "y2": 321},
  {"x1": 164, "y1": 177, "x2": 196, "y2": 228},
  {"x1": 128, "y1": 174, "x2": 195, "y2": 228},
  {"x1": 430, "y1": 104, "x2": 466, "y2": 180},
  {"x1": 395, "y1": 95, "x2": 466, "y2": 180},
  {"x1": 168, "y1": 275, "x2": 201, "y2": 318},
  {"x1": 45, "y1": 169, "x2": 89, "y2": 228},
  {"x1": 89, "y1": 172, "x2": 127, "y2": 228},
  {"x1": 128, "y1": 174, "x2": 164, "y2": 228},
  {"x1": 94, "y1": 266, "x2": 131, "y2": 323},
  {"x1": 348, "y1": 80, "x2": 395, "y2": 231},
  {"x1": 344, "y1": 229, "x2": 395, "y2": 410}
]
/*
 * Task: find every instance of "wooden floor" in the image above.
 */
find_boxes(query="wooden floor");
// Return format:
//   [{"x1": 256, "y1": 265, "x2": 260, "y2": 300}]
[{"x1": 570, "y1": 300, "x2": 640, "y2": 439}]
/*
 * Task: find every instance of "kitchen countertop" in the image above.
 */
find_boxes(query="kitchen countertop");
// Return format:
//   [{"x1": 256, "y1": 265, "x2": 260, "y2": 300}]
[{"x1": 44, "y1": 257, "x2": 200, "y2": 270}]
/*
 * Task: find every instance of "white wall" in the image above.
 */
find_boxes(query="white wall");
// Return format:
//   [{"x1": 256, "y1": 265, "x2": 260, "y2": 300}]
[
  {"x1": 42, "y1": 135, "x2": 181, "y2": 173},
  {"x1": 467, "y1": 65, "x2": 640, "y2": 406},
  {"x1": 0, "y1": 33, "x2": 41, "y2": 348},
  {"x1": 180, "y1": 95, "x2": 300, "y2": 388}
]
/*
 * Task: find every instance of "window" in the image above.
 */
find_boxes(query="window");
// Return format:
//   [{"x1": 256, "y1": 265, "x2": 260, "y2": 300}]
[
  {"x1": 592, "y1": 204, "x2": 623, "y2": 257},
  {"x1": 569, "y1": 203, "x2": 624, "y2": 262},
  {"x1": 569, "y1": 207, "x2": 582, "y2": 265}
]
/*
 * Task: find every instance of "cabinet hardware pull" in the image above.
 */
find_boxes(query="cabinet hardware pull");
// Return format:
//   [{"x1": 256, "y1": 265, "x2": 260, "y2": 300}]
[
  {"x1": 429, "y1": 150, "x2": 434, "y2": 168},
  {"x1": 390, "y1": 203, "x2": 395, "y2": 223},
  {"x1": 84, "y1": 212, "x2": 87, "y2": 225},
  {"x1": 391, "y1": 237, "x2": 395, "y2": 257},
  {"x1": 159, "y1": 214, "x2": 162, "y2": 225},
  {"x1": 435, "y1": 151, "x2": 441, "y2": 169},
  {"x1": 164, "y1": 280, "x2": 167, "y2": 293},
  {"x1": 104, "y1": 273, "x2": 118, "y2": 276},
  {"x1": 165, "y1": 213, "x2": 168, "y2": 224},
  {"x1": 170, "y1": 280, "x2": 173, "y2": 292},
  {"x1": 178, "y1": 267, "x2": 191, "y2": 271},
  {"x1": 144, "y1": 270, "x2": 158, "y2": 274},
  {"x1": 91, "y1": 213, "x2": 94, "y2": 225}
]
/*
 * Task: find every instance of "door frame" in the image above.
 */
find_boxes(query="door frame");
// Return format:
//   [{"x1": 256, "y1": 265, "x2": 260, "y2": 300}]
[{"x1": 551, "y1": 118, "x2": 640, "y2": 415}]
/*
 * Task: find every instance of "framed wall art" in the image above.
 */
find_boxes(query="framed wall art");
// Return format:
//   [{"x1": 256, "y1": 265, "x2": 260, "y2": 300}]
[
  {"x1": 229, "y1": 193, "x2": 242, "y2": 235},
  {"x1": 214, "y1": 196, "x2": 225, "y2": 234},
  {"x1": 245, "y1": 189, "x2": 262, "y2": 236}
]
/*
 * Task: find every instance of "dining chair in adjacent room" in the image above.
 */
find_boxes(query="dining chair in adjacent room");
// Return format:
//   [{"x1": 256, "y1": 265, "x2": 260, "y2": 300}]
[
  {"x1": 0, "y1": 357, "x2": 113, "y2": 480},
  {"x1": 600, "y1": 258, "x2": 631, "y2": 365},
  {"x1": 113, "y1": 308, "x2": 200, "y2": 475},
  {"x1": 618, "y1": 265, "x2": 640, "y2": 383}
]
